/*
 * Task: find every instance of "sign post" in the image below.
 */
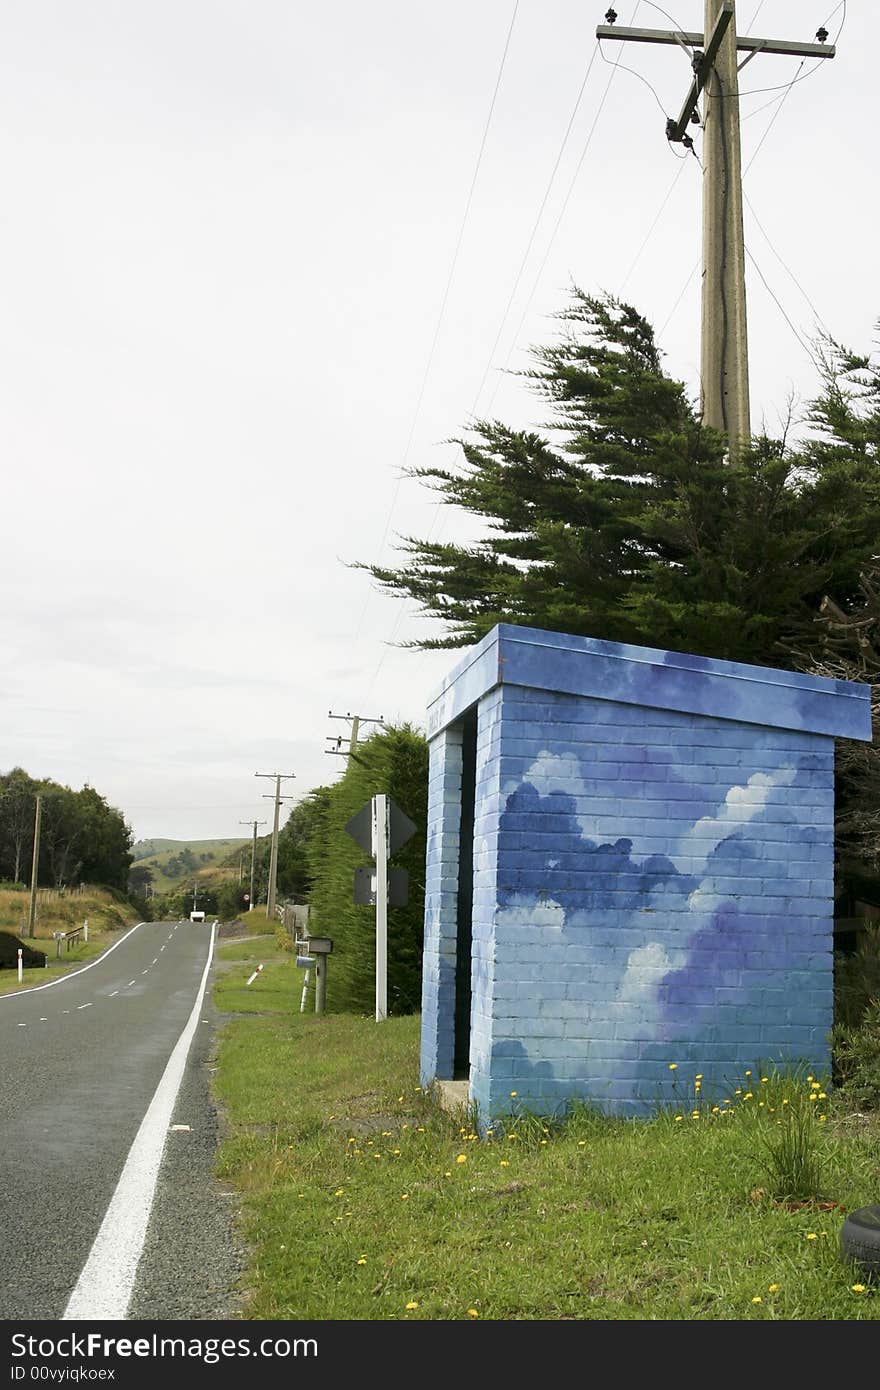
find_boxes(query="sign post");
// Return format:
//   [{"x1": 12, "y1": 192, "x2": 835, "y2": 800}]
[
  {"x1": 345, "y1": 795, "x2": 417, "y2": 1023},
  {"x1": 373, "y1": 795, "x2": 388, "y2": 1021}
]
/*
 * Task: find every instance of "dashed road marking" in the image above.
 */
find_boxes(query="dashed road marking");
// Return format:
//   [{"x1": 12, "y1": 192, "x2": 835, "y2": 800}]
[
  {"x1": 17, "y1": 1022, "x2": 26, "y2": 1028},
  {"x1": 109, "y1": 991, "x2": 119, "y2": 997},
  {"x1": 127, "y1": 981, "x2": 136, "y2": 988},
  {"x1": 77, "y1": 1003, "x2": 93, "y2": 1011}
]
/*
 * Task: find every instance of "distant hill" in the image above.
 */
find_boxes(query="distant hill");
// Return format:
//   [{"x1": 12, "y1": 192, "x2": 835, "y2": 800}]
[{"x1": 130, "y1": 838, "x2": 250, "y2": 893}]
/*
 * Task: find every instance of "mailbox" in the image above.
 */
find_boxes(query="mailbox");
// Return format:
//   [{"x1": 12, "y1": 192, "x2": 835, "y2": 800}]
[
  {"x1": 296, "y1": 955, "x2": 315, "y2": 969},
  {"x1": 307, "y1": 936, "x2": 333, "y2": 954}
]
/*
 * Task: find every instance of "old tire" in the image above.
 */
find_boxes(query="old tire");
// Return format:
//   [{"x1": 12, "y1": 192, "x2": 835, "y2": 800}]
[{"x1": 840, "y1": 1205, "x2": 880, "y2": 1280}]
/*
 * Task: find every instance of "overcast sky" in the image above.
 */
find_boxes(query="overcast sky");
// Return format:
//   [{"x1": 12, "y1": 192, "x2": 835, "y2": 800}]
[{"x1": 0, "y1": 0, "x2": 873, "y2": 843}]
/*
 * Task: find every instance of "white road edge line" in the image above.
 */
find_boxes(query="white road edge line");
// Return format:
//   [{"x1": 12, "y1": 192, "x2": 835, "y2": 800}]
[
  {"x1": 0, "y1": 923, "x2": 147, "y2": 1001},
  {"x1": 62, "y1": 922, "x2": 216, "y2": 1322}
]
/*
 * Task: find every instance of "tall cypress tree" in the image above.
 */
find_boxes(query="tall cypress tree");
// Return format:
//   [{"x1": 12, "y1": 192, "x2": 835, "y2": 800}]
[{"x1": 358, "y1": 290, "x2": 880, "y2": 668}]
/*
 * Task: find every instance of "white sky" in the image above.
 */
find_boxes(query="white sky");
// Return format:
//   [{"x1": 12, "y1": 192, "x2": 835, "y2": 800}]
[{"x1": 0, "y1": 1, "x2": 873, "y2": 843}]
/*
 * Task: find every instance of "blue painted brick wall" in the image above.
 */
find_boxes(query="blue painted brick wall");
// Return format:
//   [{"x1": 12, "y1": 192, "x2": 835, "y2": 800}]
[
  {"x1": 421, "y1": 626, "x2": 870, "y2": 1128},
  {"x1": 424, "y1": 685, "x2": 839, "y2": 1122}
]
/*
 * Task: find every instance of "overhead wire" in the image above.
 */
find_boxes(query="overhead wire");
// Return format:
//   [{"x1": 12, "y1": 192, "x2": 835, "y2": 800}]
[
  {"x1": 349, "y1": 0, "x2": 521, "y2": 648},
  {"x1": 365, "y1": 7, "x2": 641, "y2": 694}
]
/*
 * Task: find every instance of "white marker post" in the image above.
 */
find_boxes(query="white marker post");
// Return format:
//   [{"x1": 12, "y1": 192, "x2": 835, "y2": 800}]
[
  {"x1": 246, "y1": 963, "x2": 264, "y2": 986},
  {"x1": 17, "y1": 948, "x2": 22, "y2": 983},
  {"x1": 372, "y1": 793, "x2": 388, "y2": 1022}
]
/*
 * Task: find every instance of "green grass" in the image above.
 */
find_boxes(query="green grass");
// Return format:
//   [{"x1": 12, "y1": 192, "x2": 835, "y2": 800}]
[{"x1": 211, "y1": 950, "x2": 880, "y2": 1321}]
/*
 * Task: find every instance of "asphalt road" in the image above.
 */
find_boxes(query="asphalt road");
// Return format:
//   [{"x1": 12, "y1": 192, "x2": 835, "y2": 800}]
[{"x1": 0, "y1": 919, "x2": 243, "y2": 1321}]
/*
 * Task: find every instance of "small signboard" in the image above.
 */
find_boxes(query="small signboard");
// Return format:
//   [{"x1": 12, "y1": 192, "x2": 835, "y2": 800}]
[{"x1": 353, "y1": 867, "x2": 409, "y2": 906}]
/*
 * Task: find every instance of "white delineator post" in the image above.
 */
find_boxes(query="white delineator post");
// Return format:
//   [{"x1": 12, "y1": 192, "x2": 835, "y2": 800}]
[
  {"x1": 246, "y1": 963, "x2": 264, "y2": 986},
  {"x1": 17, "y1": 948, "x2": 22, "y2": 983},
  {"x1": 373, "y1": 793, "x2": 388, "y2": 1022}
]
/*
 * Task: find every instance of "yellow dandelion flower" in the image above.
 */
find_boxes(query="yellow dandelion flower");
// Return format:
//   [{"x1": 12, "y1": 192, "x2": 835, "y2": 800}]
[
  {"x1": 691, "y1": 1111, "x2": 700, "y2": 1119},
  {"x1": 695, "y1": 1073, "x2": 703, "y2": 1080},
  {"x1": 807, "y1": 1075, "x2": 814, "y2": 1082},
  {"x1": 444, "y1": 1171, "x2": 452, "y2": 1178},
  {"x1": 357, "y1": 1257, "x2": 367, "y2": 1266},
  {"x1": 711, "y1": 1106, "x2": 720, "y2": 1114},
  {"x1": 819, "y1": 1115, "x2": 827, "y2": 1122},
  {"x1": 809, "y1": 1094, "x2": 818, "y2": 1103},
  {"x1": 415, "y1": 1085, "x2": 422, "y2": 1092},
  {"x1": 334, "y1": 1188, "x2": 344, "y2": 1197},
  {"x1": 761, "y1": 1076, "x2": 769, "y2": 1083},
  {"x1": 674, "y1": 1115, "x2": 683, "y2": 1122},
  {"x1": 669, "y1": 1063, "x2": 678, "y2": 1071},
  {"x1": 806, "y1": 1233, "x2": 818, "y2": 1241},
  {"x1": 406, "y1": 1301, "x2": 418, "y2": 1311},
  {"x1": 852, "y1": 1285, "x2": 867, "y2": 1294},
  {"x1": 818, "y1": 1092, "x2": 827, "y2": 1099},
  {"x1": 456, "y1": 1154, "x2": 467, "y2": 1164},
  {"x1": 398, "y1": 1095, "x2": 404, "y2": 1102},
  {"x1": 768, "y1": 1284, "x2": 780, "y2": 1293},
  {"x1": 467, "y1": 1308, "x2": 480, "y2": 1319},
  {"x1": 416, "y1": 1126, "x2": 425, "y2": 1133},
  {"x1": 577, "y1": 1139, "x2": 587, "y2": 1146},
  {"x1": 751, "y1": 1296, "x2": 762, "y2": 1304},
  {"x1": 510, "y1": 1091, "x2": 518, "y2": 1098},
  {"x1": 500, "y1": 1160, "x2": 510, "y2": 1167},
  {"x1": 401, "y1": 1193, "x2": 409, "y2": 1200},
  {"x1": 782, "y1": 1098, "x2": 789, "y2": 1106}
]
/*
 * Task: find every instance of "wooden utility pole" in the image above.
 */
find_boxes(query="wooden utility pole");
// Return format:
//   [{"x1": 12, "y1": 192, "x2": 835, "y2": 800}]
[
  {"x1": 239, "y1": 818, "x2": 266, "y2": 912},
  {"x1": 27, "y1": 795, "x2": 42, "y2": 937},
  {"x1": 596, "y1": 3, "x2": 835, "y2": 461},
  {"x1": 254, "y1": 772, "x2": 296, "y2": 919},
  {"x1": 325, "y1": 710, "x2": 385, "y2": 763}
]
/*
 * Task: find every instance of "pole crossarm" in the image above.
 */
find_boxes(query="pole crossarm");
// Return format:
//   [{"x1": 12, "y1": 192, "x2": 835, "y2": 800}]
[{"x1": 595, "y1": 22, "x2": 835, "y2": 61}]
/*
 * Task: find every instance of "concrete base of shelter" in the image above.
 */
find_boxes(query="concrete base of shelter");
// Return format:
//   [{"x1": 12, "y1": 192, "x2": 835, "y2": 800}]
[{"x1": 433, "y1": 1080, "x2": 470, "y2": 1116}]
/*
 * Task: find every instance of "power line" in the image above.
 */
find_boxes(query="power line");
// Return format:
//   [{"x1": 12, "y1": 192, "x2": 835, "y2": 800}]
[
  {"x1": 466, "y1": 37, "x2": 604, "y2": 419},
  {"x1": 744, "y1": 243, "x2": 822, "y2": 371},
  {"x1": 743, "y1": 192, "x2": 829, "y2": 336},
  {"x1": 618, "y1": 155, "x2": 690, "y2": 294},
  {"x1": 351, "y1": 0, "x2": 521, "y2": 644}
]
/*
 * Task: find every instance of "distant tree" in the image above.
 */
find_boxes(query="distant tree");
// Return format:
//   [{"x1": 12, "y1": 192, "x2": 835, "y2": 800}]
[{"x1": 0, "y1": 768, "x2": 38, "y2": 883}]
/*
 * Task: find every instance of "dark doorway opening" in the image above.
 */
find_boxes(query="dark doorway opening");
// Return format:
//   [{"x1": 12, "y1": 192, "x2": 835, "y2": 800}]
[{"x1": 453, "y1": 706, "x2": 477, "y2": 1080}]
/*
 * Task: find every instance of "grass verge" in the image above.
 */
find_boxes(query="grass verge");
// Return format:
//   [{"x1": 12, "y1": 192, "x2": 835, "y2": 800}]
[
  {"x1": 0, "y1": 886, "x2": 140, "y2": 995},
  {"x1": 212, "y1": 937, "x2": 880, "y2": 1321}
]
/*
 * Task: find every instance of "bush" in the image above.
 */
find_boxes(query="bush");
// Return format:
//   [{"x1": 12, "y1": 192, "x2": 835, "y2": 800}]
[
  {"x1": 831, "y1": 1000, "x2": 880, "y2": 1111},
  {"x1": 834, "y1": 926, "x2": 880, "y2": 1029}
]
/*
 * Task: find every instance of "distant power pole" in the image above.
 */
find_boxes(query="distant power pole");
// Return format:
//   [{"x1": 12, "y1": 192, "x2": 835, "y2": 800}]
[
  {"x1": 239, "y1": 818, "x2": 267, "y2": 912},
  {"x1": 254, "y1": 773, "x2": 296, "y2": 919},
  {"x1": 27, "y1": 794, "x2": 42, "y2": 938},
  {"x1": 596, "y1": 2, "x2": 835, "y2": 460},
  {"x1": 325, "y1": 711, "x2": 385, "y2": 763}
]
